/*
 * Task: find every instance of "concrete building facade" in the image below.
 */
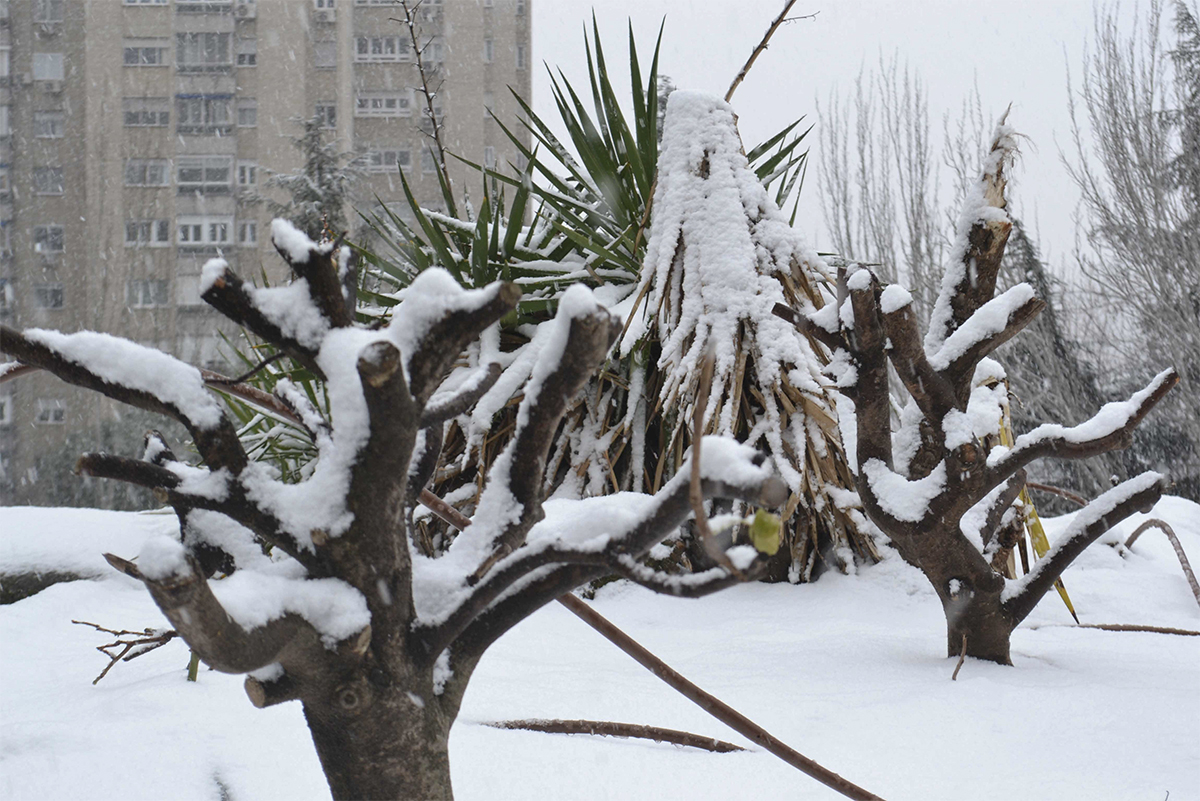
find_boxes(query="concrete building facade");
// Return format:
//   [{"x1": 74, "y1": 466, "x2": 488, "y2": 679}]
[{"x1": 0, "y1": 0, "x2": 532, "y2": 506}]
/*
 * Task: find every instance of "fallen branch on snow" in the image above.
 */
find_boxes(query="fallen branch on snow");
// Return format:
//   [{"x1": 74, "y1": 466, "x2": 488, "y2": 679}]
[{"x1": 485, "y1": 719, "x2": 746, "y2": 754}]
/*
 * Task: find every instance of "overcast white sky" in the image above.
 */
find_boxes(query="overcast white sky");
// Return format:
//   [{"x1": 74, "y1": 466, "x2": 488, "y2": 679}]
[{"x1": 530, "y1": 0, "x2": 1140, "y2": 270}]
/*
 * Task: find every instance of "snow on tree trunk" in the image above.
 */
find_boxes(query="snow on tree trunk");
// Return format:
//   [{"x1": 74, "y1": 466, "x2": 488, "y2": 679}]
[{"x1": 620, "y1": 91, "x2": 876, "y2": 581}]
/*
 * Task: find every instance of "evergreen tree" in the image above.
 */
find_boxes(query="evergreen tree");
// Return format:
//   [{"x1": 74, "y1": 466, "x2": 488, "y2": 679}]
[{"x1": 260, "y1": 116, "x2": 360, "y2": 241}]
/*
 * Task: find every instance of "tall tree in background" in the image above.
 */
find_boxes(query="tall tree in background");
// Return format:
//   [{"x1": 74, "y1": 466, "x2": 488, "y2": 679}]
[
  {"x1": 262, "y1": 116, "x2": 361, "y2": 241},
  {"x1": 1065, "y1": 0, "x2": 1200, "y2": 500}
]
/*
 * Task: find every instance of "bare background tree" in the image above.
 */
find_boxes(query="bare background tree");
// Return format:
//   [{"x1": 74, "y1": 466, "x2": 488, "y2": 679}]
[{"x1": 1065, "y1": 0, "x2": 1200, "y2": 501}]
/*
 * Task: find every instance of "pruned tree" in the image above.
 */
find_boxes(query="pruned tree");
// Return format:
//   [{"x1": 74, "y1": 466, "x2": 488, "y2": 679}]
[
  {"x1": 0, "y1": 220, "x2": 789, "y2": 800},
  {"x1": 776, "y1": 119, "x2": 1178, "y2": 664}
]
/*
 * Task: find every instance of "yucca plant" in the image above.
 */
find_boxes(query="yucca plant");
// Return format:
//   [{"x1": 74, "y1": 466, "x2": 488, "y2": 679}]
[{"x1": 357, "y1": 20, "x2": 872, "y2": 579}]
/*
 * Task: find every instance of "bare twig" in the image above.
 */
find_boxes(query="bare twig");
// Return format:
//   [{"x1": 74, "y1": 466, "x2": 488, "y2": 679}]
[
  {"x1": 725, "y1": 0, "x2": 811, "y2": 103},
  {"x1": 485, "y1": 719, "x2": 746, "y2": 753},
  {"x1": 951, "y1": 634, "x2": 967, "y2": 680},
  {"x1": 72, "y1": 620, "x2": 179, "y2": 685},
  {"x1": 1026, "y1": 481, "x2": 1088, "y2": 507},
  {"x1": 397, "y1": 1, "x2": 452, "y2": 196},
  {"x1": 1126, "y1": 519, "x2": 1200, "y2": 609},
  {"x1": 1027, "y1": 623, "x2": 1200, "y2": 636}
]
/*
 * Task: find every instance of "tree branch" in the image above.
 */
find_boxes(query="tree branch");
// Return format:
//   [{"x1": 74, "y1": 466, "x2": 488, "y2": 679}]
[
  {"x1": 0, "y1": 327, "x2": 247, "y2": 474},
  {"x1": 270, "y1": 223, "x2": 355, "y2": 328},
  {"x1": 104, "y1": 553, "x2": 324, "y2": 674},
  {"x1": 199, "y1": 264, "x2": 325, "y2": 379},
  {"x1": 1003, "y1": 472, "x2": 1168, "y2": 624},
  {"x1": 484, "y1": 719, "x2": 746, "y2": 753},
  {"x1": 724, "y1": 0, "x2": 800, "y2": 103},
  {"x1": 420, "y1": 362, "x2": 503, "y2": 427},
  {"x1": 611, "y1": 555, "x2": 766, "y2": 597},
  {"x1": 987, "y1": 369, "x2": 1178, "y2": 488},
  {"x1": 771, "y1": 302, "x2": 843, "y2": 352},
  {"x1": 879, "y1": 300, "x2": 956, "y2": 421},
  {"x1": 405, "y1": 281, "x2": 521, "y2": 402}
]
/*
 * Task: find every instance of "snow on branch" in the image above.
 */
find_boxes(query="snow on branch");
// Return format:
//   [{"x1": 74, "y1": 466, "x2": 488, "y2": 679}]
[
  {"x1": 412, "y1": 437, "x2": 787, "y2": 664},
  {"x1": 987, "y1": 368, "x2": 1179, "y2": 482},
  {"x1": 927, "y1": 283, "x2": 1045, "y2": 376},
  {"x1": 924, "y1": 114, "x2": 1018, "y2": 360},
  {"x1": 102, "y1": 549, "x2": 346, "y2": 674},
  {"x1": 270, "y1": 219, "x2": 356, "y2": 328},
  {"x1": 1001, "y1": 471, "x2": 1168, "y2": 623},
  {"x1": 0, "y1": 325, "x2": 248, "y2": 473}
]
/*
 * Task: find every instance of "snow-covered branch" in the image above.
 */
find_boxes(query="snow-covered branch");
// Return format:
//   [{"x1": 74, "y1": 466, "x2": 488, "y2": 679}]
[
  {"x1": 420, "y1": 362, "x2": 503, "y2": 427},
  {"x1": 270, "y1": 220, "x2": 356, "y2": 328},
  {"x1": 1002, "y1": 472, "x2": 1168, "y2": 623},
  {"x1": 985, "y1": 369, "x2": 1179, "y2": 487},
  {"x1": 422, "y1": 439, "x2": 788, "y2": 671},
  {"x1": 0, "y1": 325, "x2": 248, "y2": 473},
  {"x1": 102, "y1": 548, "x2": 330, "y2": 675}
]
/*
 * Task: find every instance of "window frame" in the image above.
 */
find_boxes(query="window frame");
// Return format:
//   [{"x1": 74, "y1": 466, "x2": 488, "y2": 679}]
[
  {"x1": 124, "y1": 219, "x2": 171, "y2": 248},
  {"x1": 124, "y1": 158, "x2": 170, "y2": 187},
  {"x1": 176, "y1": 155, "x2": 233, "y2": 194},
  {"x1": 177, "y1": 215, "x2": 234, "y2": 247},
  {"x1": 33, "y1": 110, "x2": 65, "y2": 138},
  {"x1": 33, "y1": 283, "x2": 65, "y2": 309},
  {"x1": 32, "y1": 225, "x2": 65, "y2": 254},
  {"x1": 176, "y1": 95, "x2": 233, "y2": 135},
  {"x1": 123, "y1": 40, "x2": 168, "y2": 67},
  {"x1": 176, "y1": 32, "x2": 232, "y2": 73},
  {"x1": 237, "y1": 37, "x2": 257, "y2": 67},
  {"x1": 35, "y1": 398, "x2": 67, "y2": 425},
  {"x1": 32, "y1": 166, "x2": 65, "y2": 195},
  {"x1": 354, "y1": 90, "x2": 413, "y2": 118},
  {"x1": 126, "y1": 278, "x2": 170, "y2": 308},
  {"x1": 123, "y1": 97, "x2": 170, "y2": 127}
]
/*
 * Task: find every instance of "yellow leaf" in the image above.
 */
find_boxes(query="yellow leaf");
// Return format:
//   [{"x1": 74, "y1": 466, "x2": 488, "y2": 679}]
[{"x1": 749, "y1": 509, "x2": 782, "y2": 556}]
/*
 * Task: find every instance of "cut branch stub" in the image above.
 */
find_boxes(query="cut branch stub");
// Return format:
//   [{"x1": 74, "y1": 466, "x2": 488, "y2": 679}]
[
  {"x1": 271, "y1": 224, "x2": 355, "y2": 329},
  {"x1": 199, "y1": 264, "x2": 326, "y2": 380}
]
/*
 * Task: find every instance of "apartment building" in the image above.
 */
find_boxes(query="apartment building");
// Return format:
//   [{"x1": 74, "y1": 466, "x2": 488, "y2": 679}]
[{"x1": 0, "y1": 0, "x2": 532, "y2": 506}]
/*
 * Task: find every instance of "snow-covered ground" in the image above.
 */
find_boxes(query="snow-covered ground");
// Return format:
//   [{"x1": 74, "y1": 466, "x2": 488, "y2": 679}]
[{"x1": 1, "y1": 498, "x2": 1197, "y2": 800}]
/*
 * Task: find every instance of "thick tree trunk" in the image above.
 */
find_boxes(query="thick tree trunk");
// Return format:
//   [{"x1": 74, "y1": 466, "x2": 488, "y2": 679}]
[
  {"x1": 942, "y1": 592, "x2": 1014, "y2": 666},
  {"x1": 304, "y1": 685, "x2": 455, "y2": 801}
]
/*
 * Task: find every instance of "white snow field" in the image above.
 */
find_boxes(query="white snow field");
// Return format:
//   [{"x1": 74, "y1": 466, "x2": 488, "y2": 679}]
[{"x1": 1, "y1": 498, "x2": 1197, "y2": 800}]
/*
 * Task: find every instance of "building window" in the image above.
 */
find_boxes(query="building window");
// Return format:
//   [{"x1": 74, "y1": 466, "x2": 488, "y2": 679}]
[
  {"x1": 418, "y1": 0, "x2": 442, "y2": 22},
  {"x1": 124, "y1": 0, "x2": 169, "y2": 5},
  {"x1": 0, "y1": 167, "x2": 7, "y2": 197},
  {"x1": 237, "y1": 98, "x2": 257, "y2": 128},
  {"x1": 124, "y1": 220, "x2": 171, "y2": 247},
  {"x1": 355, "y1": 36, "x2": 408, "y2": 63},
  {"x1": 176, "y1": 33, "x2": 232, "y2": 72},
  {"x1": 125, "y1": 159, "x2": 170, "y2": 186},
  {"x1": 363, "y1": 148, "x2": 410, "y2": 173},
  {"x1": 0, "y1": 48, "x2": 10, "y2": 79},
  {"x1": 516, "y1": 45, "x2": 526, "y2": 70},
  {"x1": 0, "y1": 394, "x2": 11, "y2": 426},
  {"x1": 33, "y1": 167, "x2": 65, "y2": 195},
  {"x1": 177, "y1": 215, "x2": 233, "y2": 246},
  {"x1": 517, "y1": 0, "x2": 525, "y2": 15},
  {"x1": 177, "y1": 156, "x2": 232, "y2": 193},
  {"x1": 0, "y1": 106, "x2": 8, "y2": 137},
  {"x1": 314, "y1": 41, "x2": 337, "y2": 69},
  {"x1": 34, "y1": 111, "x2": 65, "y2": 138},
  {"x1": 237, "y1": 161, "x2": 257, "y2": 186},
  {"x1": 355, "y1": 90, "x2": 412, "y2": 118},
  {"x1": 316, "y1": 103, "x2": 337, "y2": 129},
  {"x1": 33, "y1": 225, "x2": 65, "y2": 253},
  {"x1": 483, "y1": 38, "x2": 494, "y2": 64},
  {"x1": 484, "y1": 146, "x2": 496, "y2": 170},
  {"x1": 314, "y1": 0, "x2": 335, "y2": 7},
  {"x1": 237, "y1": 38, "x2": 257, "y2": 67},
  {"x1": 32, "y1": 53, "x2": 65, "y2": 81},
  {"x1": 34, "y1": 284, "x2": 64, "y2": 309},
  {"x1": 34, "y1": 0, "x2": 65, "y2": 23},
  {"x1": 421, "y1": 147, "x2": 437, "y2": 174},
  {"x1": 127, "y1": 279, "x2": 170, "y2": 308},
  {"x1": 177, "y1": 95, "x2": 233, "y2": 135},
  {"x1": 0, "y1": 278, "x2": 12, "y2": 311},
  {"x1": 238, "y1": 221, "x2": 257, "y2": 246},
  {"x1": 35, "y1": 399, "x2": 67, "y2": 425},
  {"x1": 123, "y1": 98, "x2": 169, "y2": 127},
  {"x1": 483, "y1": 91, "x2": 494, "y2": 115},
  {"x1": 123, "y1": 40, "x2": 168, "y2": 67}
]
